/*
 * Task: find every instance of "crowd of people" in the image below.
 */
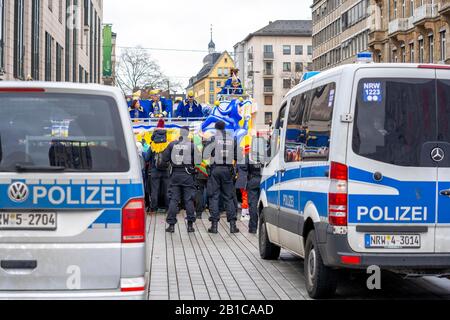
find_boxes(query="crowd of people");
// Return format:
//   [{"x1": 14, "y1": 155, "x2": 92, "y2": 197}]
[
  {"x1": 128, "y1": 68, "x2": 245, "y2": 120},
  {"x1": 138, "y1": 118, "x2": 263, "y2": 235}
]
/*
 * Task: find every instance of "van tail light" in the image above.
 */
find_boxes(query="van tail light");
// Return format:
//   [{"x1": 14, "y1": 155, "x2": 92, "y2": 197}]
[
  {"x1": 0, "y1": 88, "x2": 46, "y2": 92},
  {"x1": 329, "y1": 162, "x2": 348, "y2": 227},
  {"x1": 122, "y1": 199, "x2": 145, "y2": 244},
  {"x1": 418, "y1": 64, "x2": 450, "y2": 70}
]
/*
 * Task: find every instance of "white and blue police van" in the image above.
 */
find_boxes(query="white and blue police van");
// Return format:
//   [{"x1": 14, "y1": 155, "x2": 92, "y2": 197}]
[
  {"x1": 258, "y1": 62, "x2": 450, "y2": 299},
  {"x1": 0, "y1": 83, "x2": 147, "y2": 299}
]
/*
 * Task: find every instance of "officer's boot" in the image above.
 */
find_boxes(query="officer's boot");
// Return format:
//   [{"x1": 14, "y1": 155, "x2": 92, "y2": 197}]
[
  {"x1": 230, "y1": 220, "x2": 240, "y2": 234},
  {"x1": 187, "y1": 222, "x2": 195, "y2": 233},
  {"x1": 166, "y1": 224, "x2": 175, "y2": 233},
  {"x1": 208, "y1": 221, "x2": 218, "y2": 234}
]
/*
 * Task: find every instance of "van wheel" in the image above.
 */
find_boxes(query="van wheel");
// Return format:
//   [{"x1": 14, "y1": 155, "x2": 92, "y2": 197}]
[
  {"x1": 259, "y1": 213, "x2": 281, "y2": 260},
  {"x1": 304, "y1": 230, "x2": 338, "y2": 299}
]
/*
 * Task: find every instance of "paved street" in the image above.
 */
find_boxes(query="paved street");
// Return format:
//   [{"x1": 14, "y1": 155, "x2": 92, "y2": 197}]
[{"x1": 145, "y1": 212, "x2": 450, "y2": 300}]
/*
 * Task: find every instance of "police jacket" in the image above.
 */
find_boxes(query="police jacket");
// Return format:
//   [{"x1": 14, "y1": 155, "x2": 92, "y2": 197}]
[
  {"x1": 163, "y1": 137, "x2": 196, "y2": 171},
  {"x1": 207, "y1": 130, "x2": 239, "y2": 167},
  {"x1": 236, "y1": 153, "x2": 263, "y2": 189}
]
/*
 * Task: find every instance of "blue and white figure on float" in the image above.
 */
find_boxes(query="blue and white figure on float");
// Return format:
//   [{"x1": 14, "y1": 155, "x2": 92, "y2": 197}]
[
  {"x1": 201, "y1": 98, "x2": 252, "y2": 143},
  {"x1": 219, "y1": 68, "x2": 244, "y2": 95}
]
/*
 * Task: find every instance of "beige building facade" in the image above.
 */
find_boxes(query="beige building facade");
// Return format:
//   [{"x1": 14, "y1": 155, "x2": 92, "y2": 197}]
[
  {"x1": 369, "y1": 0, "x2": 449, "y2": 64},
  {"x1": 0, "y1": 0, "x2": 103, "y2": 82},
  {"x1": 312, "y1": 0, "x2": 371, "y2": 70},
  {"x1": 234, "y1": 20, "x2": 313, "y2": 131}
]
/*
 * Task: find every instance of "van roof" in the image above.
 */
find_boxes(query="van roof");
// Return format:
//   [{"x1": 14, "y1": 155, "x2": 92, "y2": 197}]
[
  {"x1": 0, "y1": 81, "x2": 121, "y2": 95},
  {"x1": 286, "y1": 63, "x2": 448, "y2": 97}
]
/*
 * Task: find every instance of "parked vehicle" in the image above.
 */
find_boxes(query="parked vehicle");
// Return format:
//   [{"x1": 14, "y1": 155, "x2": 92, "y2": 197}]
[{"x1": 258, "y1": 63, "x2": 450, "y2": 298}]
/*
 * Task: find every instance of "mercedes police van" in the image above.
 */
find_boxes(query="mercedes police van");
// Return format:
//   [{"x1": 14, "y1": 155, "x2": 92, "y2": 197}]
[
  {"x1": 258, "y1": 62, "x2": 450, "y2": 299},
  {"x1": 0, "y1": 83, "x2": 147, "y2": 299}
]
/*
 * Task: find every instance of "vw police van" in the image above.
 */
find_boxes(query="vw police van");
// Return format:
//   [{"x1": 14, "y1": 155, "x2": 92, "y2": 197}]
[
  {"x1": 258, "y1": 63, "x2": 450, "y2": 299},
  {"x1": 0, "y1": 83, "x2": 147, "y2": 299}
]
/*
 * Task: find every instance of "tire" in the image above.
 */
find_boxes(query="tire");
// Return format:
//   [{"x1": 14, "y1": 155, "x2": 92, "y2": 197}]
[
  {"x1": 259, "y1": 213, "x2": 281, "y2": 260},
  {"x1": 304, "y1": 230, "x2": 338, "y2": 299}
]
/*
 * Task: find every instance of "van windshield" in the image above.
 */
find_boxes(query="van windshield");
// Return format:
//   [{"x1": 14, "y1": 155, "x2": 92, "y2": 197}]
[
  {"x1": 0, "y1": 93, "x2": 130, "y2": 172},
  {"x1": 352, "y1": 78, "x2": 437, "y2": 167}
]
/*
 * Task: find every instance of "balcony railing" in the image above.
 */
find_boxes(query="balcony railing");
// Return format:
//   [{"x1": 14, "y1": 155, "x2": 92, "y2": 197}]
[
  {"x1": 263, "y1": 52, "x2": 274, "y2": 59},
  {"x1": 264, "y1": 86, "x2": 273, "y2": 93},
  {"x1": 413, "y1": 4, "x2": 440, "y2": 24},
  {"x1": 388, "y1": 17, "x2": 413, "y2": 34},
  {"x1": 248, "y1": 52, "x2": 254, "y2": 60},
  {"x1": 263, "y1": 69, "x2": 274, "y2": 76}
]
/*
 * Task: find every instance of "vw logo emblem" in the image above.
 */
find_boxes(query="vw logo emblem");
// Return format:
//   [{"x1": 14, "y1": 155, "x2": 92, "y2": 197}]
[
  {"x1": 8, "y1": 182, "x2": 29, "y2": 203},
  {"x1": 431, "y1": 147, "x2": 445, "y2": 163}
]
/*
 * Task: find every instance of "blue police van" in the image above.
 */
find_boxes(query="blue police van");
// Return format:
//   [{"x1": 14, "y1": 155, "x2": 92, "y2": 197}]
[
  {"x1": 0, "y1": 83, "x2": 147, "y2": 299},
  {"x1": 258, "y1": 63, "x2": 450, "y2": 298}
]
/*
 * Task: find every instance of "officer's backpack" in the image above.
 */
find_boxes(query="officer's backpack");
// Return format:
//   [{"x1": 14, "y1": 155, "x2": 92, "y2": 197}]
[{"x1": 154, "y1": 151, "x2": 169, "y2": 170}]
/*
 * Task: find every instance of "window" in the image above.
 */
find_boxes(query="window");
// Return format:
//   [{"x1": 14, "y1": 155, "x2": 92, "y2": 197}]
[
  {"x1": 283, "y1": 45, "x2": 291, "y2": 55},
  {"x1": 264, "y1": 79, "x2": 273, "y2": 92},
  {"x1": 264, "y1": 45, "x2": 274, "y2": 59},
  {"x1": 353, "y1": 78, "x2": 437, "y2": 167},
  {"x1": 440, "y1": 30, "x2": 446, "y2": 61},
  {"x1": 31, "y1": 0, "x2": 41, "y2": 80},
  {"x1": 409, "y1": 0, "x2": 414, "y2": 16},
  {"x1": 0, "y1": 0, "x2": 5, "y2": 71},
  {"x1": 308, "y1": 45, "x2": 313, "y2": 56},
  {"x1": 295, "y1": 62, "x2": 303, "y2": 72},
  {"x1": 14, "y1": 0, "x2": 25, "y2": 79},
  {"x1": 428, "y1": 34, "x2": 434, "y2": 63},
  {"x1": 283, "y1": 79, "x2": 291, "y2": 89},
  {"x1": 419, "y1": 38, "x2": 424, "y2": 63},
  {"x1": 401, "y1": 45, "x2": 406, "y2": 63},
  {"x1": 65, "y1": 0, "x2": 71, "y2": 81},
  {"x1": 264, "y1": 95, "x2": 273, "y2": 106},
  {"x1": 223, "y1": 68, "x2": 229, "y2": 77},
  {"x1": 295, "y1": 45, "x2": 303, "y2": 55},
  {"x1": 73, "y1": 0, "x2": 79, "y2": 82},
  {"x1": 0, "y1": 93, "x2": 130, "y2": 172},
  {"x1": 218, "y1": 68, "x2": 223, "y2": 77},
  {"x1": 209, "y1": 94, "x2": 215, "y2": 105},
  {"x1": 209, "y1": 81, "x2": 214, "y2": 92},
  {"x1": 59, "y1": 0, "x2": 63, "y2": 22},
  {"x1": 264, "y1": 61, "x2": 273, "y2": 75},
  {"x1": 269, "y1": 103, "x2": 287, "y2": 161},
  {"x1": 300, "y1": 83, "x2": 335, "y2": 162},
  {"x1": 409, "y1": 42, "x2": 415, "y2": 62},
  {"x1": 265, "y1": 112, "x2": 273, "y2": 125},
  {"x1": 284, "y1": 92, "x2": 309, "y2": 163},
  {"x1": 283, "y1": 62, "x2": 292, "y2": 72},
  {"x1": 216, "y1": 81, "x2": 222, "y2": 87},
  {"x1": 56, "y1": 43, "x2": 63, "y2": 81},
  {"x1": 402, "y1": 0, "x2": 406, "y2": 17},
  {"x1": 84, "y1": 0, "x2": 89, "y2": 26},
  {"x1": 45, "y1": 32, "x2": 53, "y2": 81}
]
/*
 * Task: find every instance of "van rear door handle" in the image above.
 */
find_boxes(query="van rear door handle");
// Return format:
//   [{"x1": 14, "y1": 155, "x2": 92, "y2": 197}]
[
  {"x1": 440, "y1": 190, "x2": 450, "y2": 197},
  {"x1": 1, "y1": 260, "x2": 37, "y2": 270}
]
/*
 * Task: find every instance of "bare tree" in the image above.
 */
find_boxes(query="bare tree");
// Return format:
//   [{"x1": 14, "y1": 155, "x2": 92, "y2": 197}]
[{"x1": 116, "y1": 47, "x2": 170, "y2": 95}]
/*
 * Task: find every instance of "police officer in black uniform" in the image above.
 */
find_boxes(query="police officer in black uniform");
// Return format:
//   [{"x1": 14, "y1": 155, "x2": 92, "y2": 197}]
[
  {"x1": 239, "y1": 150, "x2": 263, "y2": 234},
  {"x1": 206, "y1": 121, "x2": 239, "y2": 234},
  {"x1": 163, "y1": 127, "x2": 197, "y2": 233}
]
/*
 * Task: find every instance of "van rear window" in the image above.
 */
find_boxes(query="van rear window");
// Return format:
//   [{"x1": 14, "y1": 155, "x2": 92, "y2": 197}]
[
  {"x1": 0, "y1": 93, "x2": 130, "y2": 172},
  {"x1": 352, "y1": 78, "x2": 437, "y2": 167}
]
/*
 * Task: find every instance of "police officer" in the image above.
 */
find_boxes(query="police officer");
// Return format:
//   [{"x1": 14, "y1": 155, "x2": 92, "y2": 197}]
[
  {"x1": 163, "y1": 127, "x2": 197, "y2": 233},
  {"x1": 206, "y1": 121, "x2": 239, "y2": 234},
  {"x1": 239, "y1": 149, "x2": 263, "y2": 234}
]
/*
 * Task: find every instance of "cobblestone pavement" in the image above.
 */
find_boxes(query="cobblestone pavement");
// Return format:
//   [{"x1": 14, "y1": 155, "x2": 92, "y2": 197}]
[{"x1": 145, "y1": 212, "x2": 450, "y2": 300}]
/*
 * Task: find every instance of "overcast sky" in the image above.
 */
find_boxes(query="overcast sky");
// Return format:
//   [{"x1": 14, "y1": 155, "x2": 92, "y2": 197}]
[{"x1": 104, "y1": 0, "x2": 313, "y2": 90}]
